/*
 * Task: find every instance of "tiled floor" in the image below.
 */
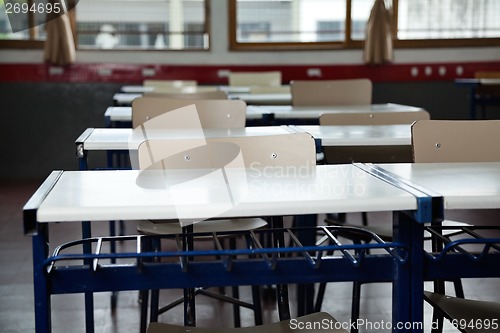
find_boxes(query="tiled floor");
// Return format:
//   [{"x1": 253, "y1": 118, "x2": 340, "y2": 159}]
[{"x1": 1, "y1": 180, "x2": 499, "y2": 333}]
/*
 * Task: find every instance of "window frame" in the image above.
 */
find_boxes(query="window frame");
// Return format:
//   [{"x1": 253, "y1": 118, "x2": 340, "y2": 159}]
[
  {"x1": 0, "y1": 0, "x2": 211, "y2": 51},
  {"x1": 228, "y1": 0, "x2": 500, "y2": 51}
]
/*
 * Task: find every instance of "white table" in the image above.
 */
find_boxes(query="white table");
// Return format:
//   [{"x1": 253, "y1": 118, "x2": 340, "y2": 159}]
[
  {"x1": 25, "y1": 163, "x2": 439, "y2": 333},
  {"x1": 121, "y1": 85, "x2": 251, "y2": 94},
  {"x1": 229, "y1": 93, "x2": 292, "y2": 105},
  {"x1": 290, "y1": 124, "x2": 411, "y2": 147},
  {"x1": 76, "y1": 126, "x2": 296, "y2": 169},
  {"x1": 251, "y1": 103, "x2": 425, "y2": 120},
  {"x1": 23, "y1": 162, "x2": 500, "y2": 333},
  {"x1": 375, "y1": 162, "x2": 500, "y2": 210},
  {"x1": 113, "y1": 90, "x2": 291, "y2": 106},
  {"x1": 370, "y1": 162, "x2": 500, "y2": 329},
  {"x1": 105, "y1": 103, "x2": 425, "y2": 127}
]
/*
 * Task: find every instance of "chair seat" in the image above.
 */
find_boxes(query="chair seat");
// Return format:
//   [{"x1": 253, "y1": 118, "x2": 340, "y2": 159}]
[
  {"x1": 147, "y1": 312, "x2": 348, "y2": 333},
  {"x1": 138, "y1": 218, "x2": 268, "y2": 235},
  {"x1": 424, "y1": 291, "x2": 500, "y2": 333}
]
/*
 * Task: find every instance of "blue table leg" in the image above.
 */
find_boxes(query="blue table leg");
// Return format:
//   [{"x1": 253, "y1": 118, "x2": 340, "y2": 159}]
[
  {"x1": 393, "y1": 212, "x2": 424, "y2": 333},
  {"x1": 294, "y1": 214, "x2": 317, "y2": 317},
  {"x1": 33, "y1": 223, "x2": 51, "y2": 333},
  {"x1": 82, "y1": 221, "x2": 95, "y2": 333}
]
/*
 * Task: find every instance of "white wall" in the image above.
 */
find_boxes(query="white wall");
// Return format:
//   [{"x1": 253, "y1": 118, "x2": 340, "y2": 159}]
[{"x1": 1, "y1": 0, "x2": 499, "y2": 65}]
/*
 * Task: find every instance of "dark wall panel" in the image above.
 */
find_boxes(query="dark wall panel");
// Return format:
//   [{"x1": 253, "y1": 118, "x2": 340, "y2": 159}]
[{"x1": 1, "y1": 81, "x2": 497, "y2": 181}]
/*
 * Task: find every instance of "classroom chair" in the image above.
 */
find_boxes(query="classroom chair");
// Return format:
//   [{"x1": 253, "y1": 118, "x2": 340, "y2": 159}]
[
  {"x1": 131, "y1": 97, "x2": 246, "y2": 129},
  {"x1": 423, "y1": 291, "x2": 500, "y2": 333},
  {"x1": 290, "y1": 79, "x2": 372, "y2": 106},
  {"x1": 132, "y1": 103, "x2": 266, "y2": 329},
  {"x1": 317, "y1": 119, "x2": 500, "y2": 333},
  {"x1": 147, "y1": 312, "x2": 348, "y2": 333},
  {"x1": 134, "y1": 108, "x2": 316, "y2": 329},
  {"x1": 228, "y1": 71, "x2": 282, "y2": 87},
  {"x1": 413, "y1": 119, "x2": 500, "y2": 332}
]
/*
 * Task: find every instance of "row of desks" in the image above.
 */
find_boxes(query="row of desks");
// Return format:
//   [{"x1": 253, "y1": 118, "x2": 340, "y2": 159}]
[
  {"x1": 24, "y1": 162, "x2": 500, "y2": 333},
  {"x1": 104, "y1": 103, "x2": 425, "y2": 127},
  {"x1": 113, "y1": 92, "x2": 292, "y2": 106}
]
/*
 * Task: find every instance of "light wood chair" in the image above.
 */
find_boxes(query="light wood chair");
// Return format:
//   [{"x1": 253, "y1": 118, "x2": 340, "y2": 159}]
[
  {"x1": 290, "y1": 79, "x2": 372, "y2": 106},
  {"x1": 135, "y1": 104, "x2": 316, "y2": 329},
  {"x1": 412, "y1": 119, "x2": 500, "y2": 162},
  {"x1": 413, "y1": 119, "x2": 500, "y2": 333},
  {"x1": 423, "y1": 291, "x2": 500, "y2": 333},
  {"x1": 147, "y1": 312, "x2": 348, "y2": 333},
  {"x1": 144, "y1": 89, "x2": 227, "y2": 100},
  {"x1": 229, "y1": 71, "x2": 282, "y2": 87},
  {"x1": 132, "y1": 97, "x2": 246, "y2": 129}
]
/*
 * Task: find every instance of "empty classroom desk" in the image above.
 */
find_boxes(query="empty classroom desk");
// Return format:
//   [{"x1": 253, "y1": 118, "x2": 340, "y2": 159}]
[{"x1": 24, "y1": 163, "x2": 438, "y2": 333}]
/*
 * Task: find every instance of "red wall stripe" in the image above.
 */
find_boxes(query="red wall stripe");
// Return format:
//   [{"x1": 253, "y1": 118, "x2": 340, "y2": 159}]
[{"x1": 1, "y1": 61, "x2": 499, "y2": 84}]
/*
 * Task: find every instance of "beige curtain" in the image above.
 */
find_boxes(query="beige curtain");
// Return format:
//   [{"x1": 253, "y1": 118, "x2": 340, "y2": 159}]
[
  {"x1": 44, "y1": 0, "x2": 76, "y2": 66},
  {"x1": 364, "y1": 0, "x2": 393, "y2": 65}
]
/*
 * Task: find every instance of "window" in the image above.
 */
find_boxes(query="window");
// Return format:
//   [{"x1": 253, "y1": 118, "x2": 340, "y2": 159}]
[
  {"x1": 76, "y1": 0, "x2": 209, "y2": 50},
  {"x1": 229, "y1": 0, "x2": 500, "y2": 51},
  {"x1": 0, "y1": 0, "x2": 209, "y2": 50}
]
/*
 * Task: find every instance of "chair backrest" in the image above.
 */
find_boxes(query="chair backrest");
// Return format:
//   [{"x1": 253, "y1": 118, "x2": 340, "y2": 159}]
[
  {"x1": 132, "y1": 97, "x2": 246, "y2": 128},
  {"x1": 137, "y1": 132, "x2": 316, "y2": 170},
  {"x1": 143, "y1": 80, "x2": 197, "y2": 88},
  {"x1": 412, "y1": 119, "x2": 500, "y2": 162},
  {"x1": 229, "y1": 71, "x2": 282, "y2": 87},
  {"x1": 320, "y1": 110, "x2": 430, "y2": 126},
  {"x1": 290, "y1": 79, "x2": 372, "y2": 106},
  {"x1": 144, "y1": 89, "x2": 227, "y2": 100}
]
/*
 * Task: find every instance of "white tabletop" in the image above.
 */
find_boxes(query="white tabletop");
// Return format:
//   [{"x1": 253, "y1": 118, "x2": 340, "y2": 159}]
[
  {"x1": 105, "y1": 103, "x2": 424, "y2": 123},
  {"x1": 78, "y1": 126, "x2": 295, "y2": 151},
  {"x1": 248, "y1": 103, "x2": 425, "y2": 119},
  {"x1": 230, "y1": 93, "x2": 292, "y2": 105},
  {"x1": 290, "y1": 124, "x2": 411, "y2": 146},
  {"x1": 34, "y1": 165, "x2": 417, "y2": 223},
  {"x1": 105, "y1": 106, "x2": 264, "y2": 122},
  {"x1": 113, "y1": 93, "x2": 142, "y2": 105},
  {"x1": 121, "y1": 85, "x2": 252, "y2": 94},
  {"x1": 104, "y1": 107, "x2": 132, "y2": 122},
  {"x1": 376, "y1": 162, "x2": 500, "y2": 210}
]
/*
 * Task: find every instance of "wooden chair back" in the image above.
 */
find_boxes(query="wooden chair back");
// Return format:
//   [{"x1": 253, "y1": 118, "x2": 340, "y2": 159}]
[
  {"x1": 320, "y1": 110, "x2": 430, "y2": 126},
  {"x1": 412, "y1": 120, "x2": 500, "y2": 162},
  {"x1": 229, "y1": 71, "x2": 282, "y2": 87},
  {"x1": 132, "y1": 98, "x2": 246, "y2": 129},
  {"x1": 137, "y1": 132, "x2": 316, "y2": 170},
  {"x1": 291, "y1": 79, "x2": 372, "y2": 106}
]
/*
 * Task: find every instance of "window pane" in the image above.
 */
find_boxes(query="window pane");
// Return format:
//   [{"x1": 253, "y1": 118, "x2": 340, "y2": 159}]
[
  {"x1": 398, "y1": 0, "x2": 500, "y2": 39},
  {"x1": 76, "y1": 0, "x2": 208, "y2": 50},
  {"x1": 235, "y1": 0, "x2": 346, "y2": 43},
  {"x1": 350, "y1": 0, "x2": 377, "y2": 40},
  {"x1": 0, "y1": 0, "x2": 45, "y2": 41}
]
